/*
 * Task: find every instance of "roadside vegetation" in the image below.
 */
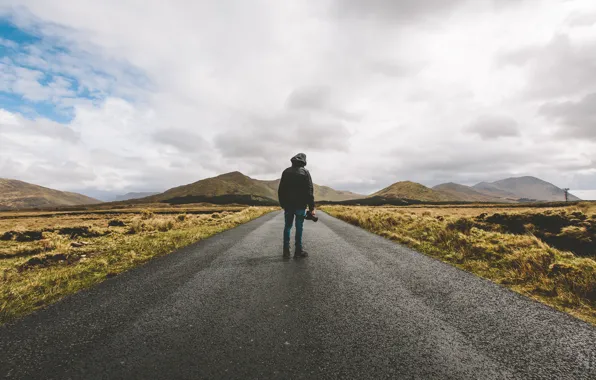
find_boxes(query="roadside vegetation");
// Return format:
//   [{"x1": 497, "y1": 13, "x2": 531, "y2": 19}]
[
  {"x1": 0, "y1": 205, "x2": 275, "y2": 324},
  {"x1": 321, "y1": 203, "x2": 596, "y2": 324}
]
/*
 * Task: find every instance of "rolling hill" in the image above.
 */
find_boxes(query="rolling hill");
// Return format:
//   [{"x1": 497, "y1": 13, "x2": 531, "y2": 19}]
[
  {"x1": 145, "y1": 172, "x2": 276, "y2": 204},
  {"x1": 0, "y1": 179, "x2": 102, "y2": 210},
  {"x1": 314, "y1": 185, "x2": 363, "y2": 202},
  {"x1": 371, "y1": 181, "x2": 454, "y2": 202},
  {"x1": 113, "y1": 192, "x2": 162, "y2": 202},
  {"x1": 473, "y1": 176, "x2": 580, "y2": 202},
  {"x1": 472, "y1": 182, "x2": 520, "y2": 200},
  {"x1": 433, "y1": 183, "x2": 507, "y2": 202},
  {"x1": 143, "y1": 171, "x2": 364, "y2": 205}
]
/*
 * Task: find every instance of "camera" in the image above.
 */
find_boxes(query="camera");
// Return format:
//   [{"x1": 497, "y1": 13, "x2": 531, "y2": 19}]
[{"x1": 305, "y1": 210, "x2": 318, "y2": 222}]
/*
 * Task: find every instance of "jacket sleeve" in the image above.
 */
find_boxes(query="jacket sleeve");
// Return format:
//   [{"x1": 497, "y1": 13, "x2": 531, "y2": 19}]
[
  {"x1": 278, "y1": 171, "x2": 288, "y2": 209},
  {"x1": 306, "y1": 170, "x2": 315, "y2": 210}
]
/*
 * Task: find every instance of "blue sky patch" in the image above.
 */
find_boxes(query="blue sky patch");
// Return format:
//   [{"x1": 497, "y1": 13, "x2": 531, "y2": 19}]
[
  {"x1": 0, "y1": 16, "x2": 148, "y2": 124},
  {"x1": 0, "y1": 19, "x2": 41, "y2": 45},
  {"x1": 0, "y1": 91, "x2": 74, "y2": 123},
  {"x1": 0, "y1": 19, "x2": 80, "y2": 122}
]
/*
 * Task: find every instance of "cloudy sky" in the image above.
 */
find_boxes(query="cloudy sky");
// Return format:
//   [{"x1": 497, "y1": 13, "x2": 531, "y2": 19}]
[{"x1": 1, "y1": 0, "x2": 596, "y2": 200}]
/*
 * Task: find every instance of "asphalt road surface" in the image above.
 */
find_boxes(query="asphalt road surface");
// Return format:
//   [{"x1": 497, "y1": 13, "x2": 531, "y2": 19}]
[{"x1": 1, "y1": 211, "x2": 595, "y2": 379}]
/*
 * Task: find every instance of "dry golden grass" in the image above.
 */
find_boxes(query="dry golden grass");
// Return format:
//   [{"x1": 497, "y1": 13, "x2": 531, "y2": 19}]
[
  {"x1": 321, "y1": 203, "x2": 596, "y2": 325},
  {"x1": 0, "y1": 203, "x2": 246, "y2": 219},
  {"x1": 0, "y1": 205, "x2": 275, "y2": 324}
]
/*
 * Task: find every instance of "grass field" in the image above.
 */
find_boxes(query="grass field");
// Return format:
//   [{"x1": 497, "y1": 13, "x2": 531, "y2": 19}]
[
  {"x1": 0, "y1": 204, "x2": 275, "y2": 324},
  {"x1": 321, "y1": 203, "x2": 596, "y2": 324}
]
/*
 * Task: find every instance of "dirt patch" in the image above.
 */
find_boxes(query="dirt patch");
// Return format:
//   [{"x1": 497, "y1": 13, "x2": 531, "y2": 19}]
[
  {"x1": 478, "y1": 212, "x2": 571, "y2": 234},
  {"x1": 108, "y1": 219, "x2": 126, "y2": 227},
  {"x1": 57, "y1": 226, "x2": 102, "y2": 238},
  {"x1": 17, "y1": 253, "x2": 70, "y2": 271},
  {"x1": 15, "y1": 251, "x2": 99, "y2": 271},
  {"x1": 71, "y1": 241, "x2": 91, "y2": 248},
  {"x1": 475, "y1": 211, "x2": 595, "y2": 258},
  {"x1": 0, "y1": 230, "x2": 44, "y2": 242},
  {"x1": 447, "y1": 218, "x2": 475, "y2": 234}
]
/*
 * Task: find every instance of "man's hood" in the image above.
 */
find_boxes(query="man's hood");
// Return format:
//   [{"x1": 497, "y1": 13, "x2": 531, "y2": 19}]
[{"x1": 290, "y1": 153, "x2": 307, "y2": 167}]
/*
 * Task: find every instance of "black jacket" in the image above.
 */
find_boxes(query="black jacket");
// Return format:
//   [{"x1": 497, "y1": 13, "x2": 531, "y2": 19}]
[{"x1": 278, "y1": 153, "x2": 315, "y2": 210}]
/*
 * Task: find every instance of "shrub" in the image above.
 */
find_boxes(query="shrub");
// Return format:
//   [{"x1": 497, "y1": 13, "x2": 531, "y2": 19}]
[
  {"x1": 507, "y1": 248, "x2": 556, "y2": 281},
  {"x1": 128, "y1": 218, "x2": 145, "y2": 234},
  {"x1": 41, "y1": 239, "x2": 56, "y2": 251},
  {"x1": 156, "y1": 218, "x2": 175, "y2": 232},
  {"x1": 549, "y1": 259, "x2": 596, "y2": 301},
  {"x1": 141, "y1": 209, "x2": 154, "y2": 220}
]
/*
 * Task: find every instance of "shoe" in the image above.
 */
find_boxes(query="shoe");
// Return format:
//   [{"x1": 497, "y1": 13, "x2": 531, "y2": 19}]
[
  {"x1": 294, "y1": 249, "x2": 308, "y2": 259},
  {"x1": 283, "y1": 247, "x2": 291, "y2": 259}
]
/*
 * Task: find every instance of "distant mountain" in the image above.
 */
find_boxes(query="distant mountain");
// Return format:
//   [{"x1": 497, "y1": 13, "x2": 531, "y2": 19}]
[
  {"x1": 433, "y1": 183, "x2": 507, "y2": 202},
  {"x1": 314, "y1": 185, "x2": 363, "y2": 202},
  {"x1": 143, "y1": 171, "x2": 364, "y2": 205},
  {"x1": 371, "y1": 181, "x2": 454, "y2": 202},
  {"x1": 476, "y1": 176, "x2": 581, "y2": 202},
  {"x1": 0, "y1": 179, "x2": 102, "y2": 210},
  {"x1": 337, "y1": 176, "x2": 579, "y2": 204},
  {"x1": 472, "y1": 182, "x2": 520, "y2": 200},
  {"x1": 258, "y1": 179, "x2": 363, "y2": 203},
  {"x1": 113, "y1": 192, "x2": 160, "y2": 202}
]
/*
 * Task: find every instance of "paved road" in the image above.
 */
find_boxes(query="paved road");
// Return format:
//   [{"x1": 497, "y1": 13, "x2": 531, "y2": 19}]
[{"x1": 1, "y1": 211, "x2": 595, "y2": 379}]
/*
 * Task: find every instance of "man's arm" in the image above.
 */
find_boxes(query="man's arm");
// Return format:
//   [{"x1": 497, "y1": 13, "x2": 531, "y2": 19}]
[
  {"x1": 305, "y1": 170, "x2": 315, "y2": 211},
  {"x1": 278, "y1": 171, "x2": 288, "y2": 209}
]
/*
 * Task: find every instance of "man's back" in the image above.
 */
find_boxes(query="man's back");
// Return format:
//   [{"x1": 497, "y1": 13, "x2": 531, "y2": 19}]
[{"x1": 278, "y1": 153, "x2": 314, "y2": 211}]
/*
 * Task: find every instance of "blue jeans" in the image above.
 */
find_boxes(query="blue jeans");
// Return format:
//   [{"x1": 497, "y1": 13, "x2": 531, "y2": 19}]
[{"x1": 283, "y1": 209, "x2": 306, "y2": 250}]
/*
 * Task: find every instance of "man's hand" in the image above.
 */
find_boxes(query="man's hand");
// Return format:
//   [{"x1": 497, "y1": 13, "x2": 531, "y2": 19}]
[{"x1": 310, "y1": 209, "x2": 316, "y2": 216}]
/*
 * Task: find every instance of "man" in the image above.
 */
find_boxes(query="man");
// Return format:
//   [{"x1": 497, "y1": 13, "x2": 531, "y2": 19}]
[{"x1": 278, "y1": 153, "x2": 315, "y2": 259}]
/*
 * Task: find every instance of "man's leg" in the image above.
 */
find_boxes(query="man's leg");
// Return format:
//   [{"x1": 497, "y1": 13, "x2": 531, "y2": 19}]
[
  {"x1": 294, "y1": 209, "x2": 306, "y2": 255},
  {"x1": 283, "y1": 209, "x2": 294, "y2": 255}
]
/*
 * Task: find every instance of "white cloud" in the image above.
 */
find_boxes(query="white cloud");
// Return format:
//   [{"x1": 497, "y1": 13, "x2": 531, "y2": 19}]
[
  {"x1": 540, "y1": 93, "x2": 596, "y2": 139},
  {"x1": 0, "y1": 37, "x2": 18, "y2": 48},
  {"x1": 498, "y1": 34, "x2": 596, "y2": 99},
  {"x1": 0, "y1": 61, "x2": 75, "y2": 102},
  {"x1": 0, "y1": 108, "x2": 79, "y2": 142},
  {"x1": 0, "y1": 0, "x2": 596, "y2": 196},
  {"x1": 465, "y1": 115, "x2": 520, "y2": 140}
]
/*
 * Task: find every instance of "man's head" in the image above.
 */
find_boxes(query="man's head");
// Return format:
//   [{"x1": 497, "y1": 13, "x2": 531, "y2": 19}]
[{"x1": 290, "y1": 153, "x2": 307, "y2": 167}]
